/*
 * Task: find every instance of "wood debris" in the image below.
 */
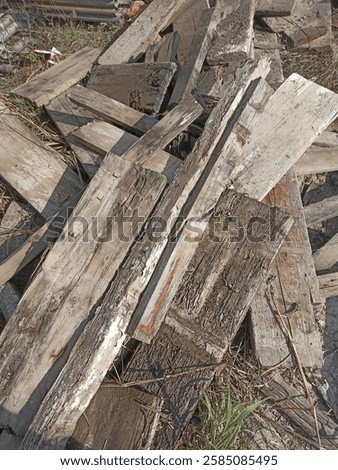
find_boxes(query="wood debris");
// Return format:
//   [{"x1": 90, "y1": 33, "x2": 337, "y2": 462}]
[{"x1": 0, "y1": 0, "x2": 338, "y2": 451}]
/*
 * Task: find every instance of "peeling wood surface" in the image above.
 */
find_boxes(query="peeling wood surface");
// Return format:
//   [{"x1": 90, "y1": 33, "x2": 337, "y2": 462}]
[
  {"x1": 88, "y1": 62, "x2": 177, "y2": 113},
  {"x1": 0, "y1": 100, "x2": 83, "y2": 219},
  {"x1": 304, "y1": 194, "x2": 338, "y2": 226},
  {"x1": 13, "y1": 48, "x2": 100, "y2": 106},
  {"x1": 250, "y1": 170, "x2": 323, "y2": 368},
  {"x1": 72, "y1": 120, "x2": 181, "y2": 183}
]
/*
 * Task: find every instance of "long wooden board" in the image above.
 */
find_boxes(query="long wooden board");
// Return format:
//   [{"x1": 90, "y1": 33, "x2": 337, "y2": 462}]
[
  {"x1": 250, "y1": 170, "x2": 323, "y2": 368},
  {"x1": 313, "y1": 233, "x2": 338, "y2": 271},
  {"x1": 295, "y1": 147, "x2": 338, "y2": 175},
  {"x1": 304, "y1": 194, "x2": 338, "y2": 226},
  {"x1": 318, "y1": 272, "x2": 338, "y2": 298},
  {"x1": 13, "y1": 48, "x2": 100, "y2": 106},
  {"x1": 21, "y1": 189, "x2": 293, "y2": 449},
  {"x1": 72, "y1": 120, "x2": 181, "y2": 183},
  {"x1": 0, "y1": 100, "x2": 83, "y2": 219},
  {"x1": 255, "y1": 0, "x2": 296, "y2": 16}
]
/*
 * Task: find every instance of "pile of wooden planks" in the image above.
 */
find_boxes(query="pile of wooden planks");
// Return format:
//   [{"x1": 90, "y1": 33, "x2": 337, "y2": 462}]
[{"x1": 0, "y1": 0, "x2": 338, "y2": 450}]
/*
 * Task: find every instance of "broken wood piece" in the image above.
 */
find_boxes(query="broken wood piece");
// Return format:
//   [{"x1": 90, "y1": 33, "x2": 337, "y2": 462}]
[
  {"x1": 145, "y1": 32, "x2": 181, "y2": 63},
  {"x1": 12, "y1": 48, "x2": 100, "y2": 107},
  {"x1": 255, "y1": 0, "x2": 296, "y2": 17},
  {"x1": 0, "y1": 100, "x2": 83, "y2": 219},
  {"x1": 289, "y1": 25, "x2": 327, "y2": 48},
  {"x1": 207, "y1": 0, "x2": 255, "y2": 66},
  {"x1": 21, "y1": 188, "x2": 293, "y2": 449},
  {"x1": 72, "y1": 120, "x2": 181, "y2": 183},
  {"x1": 87, "y1": 62, "x2": 177, "y2": 114},
  {"x1": 97, "y1": 0, "x2": 192, "y2": 65},
  {"x1": 0, "y1": 282, "x2": 21, "y2": 322},
  {"x1": 250, "y1": 170, "x2": 323, "y2": 368},
  {"x1": 68, "y1": 85, "x2": 158, "y2": 134},
  {"x1": 318, "y1": 272, "x2": 338, "y2": 298},
  {"x1": 169, "y1": 7, "x2": 220, "y2": 107},
  {"x1": 314, "y1": 233, "x2": 338, "y2": 271},
  {"x1": 254, "y1": 30, "x2": 284, "y2": 89},
  {"x1": 295, "y1": 147, "x2": 338, "y2": 175},
  {"x1": 304, "y1": 194, "x2": 338, "y2": 226}
]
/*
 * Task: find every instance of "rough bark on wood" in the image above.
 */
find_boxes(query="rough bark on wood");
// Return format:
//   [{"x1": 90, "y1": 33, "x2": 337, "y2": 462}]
[
  {"x1": 12, "y1": 48, "x2": 100, "y2": 106},
  {"x1": 250, "y1": 170, "x2": 323, "y2": 368}
]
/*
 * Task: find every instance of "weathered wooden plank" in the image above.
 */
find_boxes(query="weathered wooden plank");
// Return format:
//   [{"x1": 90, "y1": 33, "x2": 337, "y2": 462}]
[
  {"x1": 0, "y1": 100, "x2": 83, "y2": 219},
  {"x1": 87, "y1": 62, "x2": 177, "y2": 114},
  {"x1": 68, "y1": 85, "x2": 158, "y2": 134},
  {"x1": 250, "y1": 170, "x2": 323, "y2": 368},
  {"x1": 21, "y1": 189, "x2": 292, "y2": 449},
  {"x1": 18, "y1": 60, "x2": 269, "y2": 449},
  {"x1": 314, "y1": 233, "x2": 338, "y2": 271},
  {"x1": 232, "y1": 74, "x2": 338, "y2": 200},
  {"x1": 46, "y1": 90, "x2": 100, "y2": 179},
  {"x1": 295, "y1": 147, "x2": 338, "y2": 175},
  {"x1": 145, "y1": 32, "x2": 181, "y2": 64},
  {"x1": 13, "y1": 48, "x2": 100, "y2": 106},
  {"x1": 169, "y1": 8, "x2": 220, "y2": 107},
  {"x1": 318, "y1": 272, "x2": 338, "y2": 298},
  {"x1": 72, "y1": 120, "x2": 181, "y2": 183},
  {"x1": 0, "y1": 282, "x2": 21, "y2": 322},
  {"x1": 255, "y1": 0, "x2": 296, "y2": 17},
  {"x1": 97, "y1": 0, "x2": 191, "y2": 65},
  {"x1": 254, "y1": 30, "x2": 284, "y2": 89},
  {"x1": 207, "y1": 0, "x2": 255, "y2": 66},
  {"x1": 262, "y1": 374, "x2": 338, "y2": 449},
  {"x1": 304, "y1": 194, "x2": 338, "y2": 226}
]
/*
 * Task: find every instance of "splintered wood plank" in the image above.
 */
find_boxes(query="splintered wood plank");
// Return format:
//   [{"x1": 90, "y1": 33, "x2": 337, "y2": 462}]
[
  {"x1": 87, "y1": 62, "x2": 177, "y2": 113},
  {"x1": 232, "y1": 74, "x2": 338, "y2": 200},
  {"x1": 314, "y1": 233, "x2": 338, "y2": 271},
  {"x1": 13, "y1": 48, "x2": 100, "y2": 106},
  {"x1": 68, "y1": 85, "x2": 158, "y2": 134},
  {"x1": 46, "y1": 90, "x2": 100, "y2": 179},
  {"x1": 207, "y1": 0, "x2": 255, "y2": 66},
  {"x1": 169, "y1": 7, "x2": 220, "y2": 106},
  {"x1": 97, "y1": 0, "x2": 191, "y2": 65},
  {"x1": 250, "y1": 170, "x2": 323, "y2": 368},
  {"x1": 72, "y1": 120, "x2": 181, "y2": 183},
  {"x1": 21, "y1": 189, "x2": 292, "y2": 449},
  {"x1": 133, "y1": 78, "x2": 274, "y2": 342},
  {"x1": 0, "y1": 162, "x2": 166, "y2": 446},
  {"x1": 262, "y1": 374, "x2": 338, "y2": 449},
  {"x1": 295, "y1": 147, "x2": 338, "y2": 175},
  {"x1": 0, "y1": 100, "x2": 83, "y2": 219},
  {"x1": 318, "y1": 272, "x2": 338, "y2": 298},
  {"x1": 255, "y1": 0, "x2": 296, "y2": 16},
  {"x1": 304, "y1": 194, "x2": 338, "y2": 226},
  {"x1": 145, "y1": 32, "x2": 181, "y2": 64},
  {"x1": 18, "y1": 60, "x2": 268, "y2": 450}
]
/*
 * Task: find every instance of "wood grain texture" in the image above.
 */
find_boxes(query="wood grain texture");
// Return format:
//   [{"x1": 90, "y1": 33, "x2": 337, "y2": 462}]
[
  {"x1": 295, "y1": 147, "x2": 338, "y2": 175},
  {"x1": 318, "y1": 272, "x2": 338, "y2": 298},
  {"x1": 13, "y1": 48, "x2": 100, "y2": 106},
  {"x1": 304, "y1": 194, "x2": 338, "y2": 226},
  {"x1": 250, "y1": 170, "x2": 323, "y2": 368},
  {"x1": 0, "y1": 100, "x2": 83, "y2": 219},
  {"x1": 88, "y1": 62, "x2": 177, "y2": 113},
  {"x1": 145, "y1": 32, "x2": 181, "y2": 64},
  {"x1": 314, "y1": 233, "x2": 338, "y2": 271},
  {"x1": 72, "y1": 120, "x2": 181, "y2": 183}
]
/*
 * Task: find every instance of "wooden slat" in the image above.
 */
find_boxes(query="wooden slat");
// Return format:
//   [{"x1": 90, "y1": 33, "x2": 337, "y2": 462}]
[
  {"x1": 295, "y1": 147, "x2": 338, "y2": 175},
  {"x1": 68, "y1": 85, "x2": 158, "y2": 134},
  {"x1": 318, "y1": 272, "x2": 338, "y2": 298},
  {"x1": 250, "y1": 170, "x2": 323, "y2": 368},
  {"x1": 97, "y1": 0, "x2": 191, "y2": 65},
  {"x1": 169, "y1": 7, "x2": 220, "y2": 106},
  {"x1": 314, "y1": 233, "x2": 338, "y2": 271},
  {"x1": 255, "y1": 0, "x2": 296, "y2": 16},
  {"x1": 21, "y1": 189, "x2": 293, "y2": 449},
  {"x1": 304, "y1": 194, "x2": 338, "y2": 226},
  {"x1": 72, "y1": 120, "x2": 181, "y2": 183},
  {"x1": 87, "y1": 62, "x2": 177, "y2": 113},
  {"x1": 13, "y1": 48, "x2": 100, "y2": 106},
  {"x1": 0, "y1": 100, "x2": 83, "y2": 219}
]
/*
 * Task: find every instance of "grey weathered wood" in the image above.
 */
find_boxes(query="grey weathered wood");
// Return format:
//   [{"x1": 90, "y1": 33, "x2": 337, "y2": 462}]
[
  {"x1": 255, "y1": 0, "x2": 296, "y2": 17},
  {"x1": 314, "y1": 233, "x2": 338, "y2": 271},
  {"x1": 254, "y1": 30, "x2": 284, "y2": 89},
  {"x1": 21, "y1": 189, "x2": 292, "y2": 449},
  {"x1": 72, "y1": 120, "x2": 181, "y2": 183},
  {"x1": 169, "y1": 7, "x2": 220, "y2": 106},
  {"x1": 304, "y1": 194, "x2": 338, "y2": 226},
  {"x1": 232, "y1": 74, "x2": 338, "y2": 200},
  {"x1": 0, "y1": 100, "x2": 83, "y2": 219},
  {"x1": 88, "y1": 62, "x2": 177, "y2": 114},
  {"x1": 295, "y1": 147, "x2": 338, "y2": 175},
  {"x1": 13, "y1": 48, "x2": 100, "y2": 106},
  {"x1": 262, "y1": 374, "x2": 338, "y2": 449},
  {"x1": 318, "y1": 272, "x2": 338, "y2": 298},
  {"x1": 0, "y1": 282, "x2": 21, "y2": 322},
  {"x1": 68, "y1": 85, "x2": 158, "y2": 134},
  {"x1": 145, "y1": 32, "x2": 181, "y2": 64},
  {"x1": 207, "y1": 0, "x2": 255, "y2": 65},
  {"x1": 46, "y1": 90, "x2": 100, "y2": 179},
  {"x1": 250, "y1": 170, "x2": 323, "y2": 368},
  {"x1": 97, "y1": 0, "x2": 191, "y2": 65}
]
